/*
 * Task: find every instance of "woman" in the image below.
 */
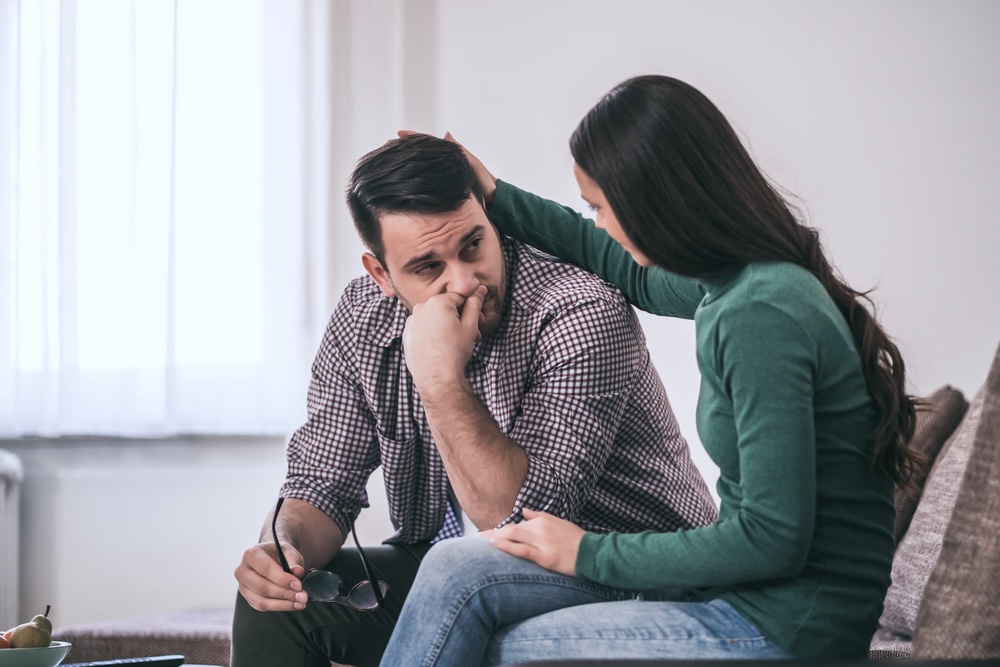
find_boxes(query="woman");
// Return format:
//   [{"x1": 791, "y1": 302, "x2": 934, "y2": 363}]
[{"x1": 380, "y1": 75, "x2": 923, "y2": 665}]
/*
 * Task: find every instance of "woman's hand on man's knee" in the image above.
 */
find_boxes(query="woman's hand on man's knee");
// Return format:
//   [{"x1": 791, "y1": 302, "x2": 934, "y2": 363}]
[{"x1": 482, "y1": 508, "x2": 585, "y2": 577}]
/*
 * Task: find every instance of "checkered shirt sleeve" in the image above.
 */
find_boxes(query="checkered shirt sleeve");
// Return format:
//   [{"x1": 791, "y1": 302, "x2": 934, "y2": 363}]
[{"x1": 279, "y1": 288, "x2": 383, "y2": 539}]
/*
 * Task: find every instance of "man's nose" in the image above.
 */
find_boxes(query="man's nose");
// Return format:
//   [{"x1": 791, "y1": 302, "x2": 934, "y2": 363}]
[{"x1": 444, "y1": 264, "x2": 481, "y2": 296}]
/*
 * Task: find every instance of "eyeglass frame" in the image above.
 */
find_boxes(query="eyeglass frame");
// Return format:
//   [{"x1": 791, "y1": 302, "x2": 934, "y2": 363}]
[{"x1": 270, "y1": 496, "x2": 387, "y2": 611}]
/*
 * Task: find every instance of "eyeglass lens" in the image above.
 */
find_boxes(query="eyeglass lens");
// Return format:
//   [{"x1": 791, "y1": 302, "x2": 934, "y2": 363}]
[
  {"x1": 302, "y1": 574, "x2": 389, "y2": 611},
  {"x1": 271, "y1": 496, "x2": 388, "y2": 611}
]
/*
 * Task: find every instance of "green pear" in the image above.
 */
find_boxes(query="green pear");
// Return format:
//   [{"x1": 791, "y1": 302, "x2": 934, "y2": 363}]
[
  {"x1": 30, "y1": 614, "x2": 52, "y2": 634},
  {"x1": 10, "y1": 621, "x2": 50, "y2": 648}
]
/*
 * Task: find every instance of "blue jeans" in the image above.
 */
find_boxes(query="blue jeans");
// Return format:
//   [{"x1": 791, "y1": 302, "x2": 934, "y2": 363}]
[{"x1": 380, "y1": 536, "x2": 792, "y2": 666}]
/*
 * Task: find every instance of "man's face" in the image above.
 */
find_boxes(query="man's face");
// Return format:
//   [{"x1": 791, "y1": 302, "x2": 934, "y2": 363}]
[{"x1": 363, "y1": 196, "x2": 508, "y2": 338}]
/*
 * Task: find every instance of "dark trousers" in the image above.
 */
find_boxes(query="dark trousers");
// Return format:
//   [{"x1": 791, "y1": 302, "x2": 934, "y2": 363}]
[{"x1": 230, "y1": 542, "x2": 433, "y2": 667}]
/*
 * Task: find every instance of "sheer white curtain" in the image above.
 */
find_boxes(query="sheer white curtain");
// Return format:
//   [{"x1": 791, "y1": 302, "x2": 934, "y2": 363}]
[{"x1": 0, "y1": 0, "x2": 331, "y2": 436}]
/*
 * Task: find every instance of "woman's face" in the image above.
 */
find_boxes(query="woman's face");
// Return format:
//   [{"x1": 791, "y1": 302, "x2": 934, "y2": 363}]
[{"x1": 573, "y1": 163, "x2": 652, "y2": 267}]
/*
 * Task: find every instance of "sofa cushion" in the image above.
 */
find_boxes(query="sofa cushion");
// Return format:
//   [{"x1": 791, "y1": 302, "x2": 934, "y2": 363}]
[
  {"x1": 893, "y1": 385, "x2": 968, "y2": 545},
  {"x1": 869, "y1": 626, "x2": 915, "y2": 660},
  {"x1": 876, "y1": 384, "x2": 984, "y2": 640},
  {"x1": 54, "y1": 607, "x2": 233, "y2": 667},
  {"x1": 912, "y1": 341, "x2": 1000, "y2": 658}
]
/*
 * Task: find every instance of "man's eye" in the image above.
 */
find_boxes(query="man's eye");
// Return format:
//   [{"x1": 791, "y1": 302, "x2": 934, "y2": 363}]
[
  {"x1": 464, "y1": 238, "x2": 482, "y2": 253},
  {"x1": 415, "y1": 262, "x2": 439, "y2": 275}
]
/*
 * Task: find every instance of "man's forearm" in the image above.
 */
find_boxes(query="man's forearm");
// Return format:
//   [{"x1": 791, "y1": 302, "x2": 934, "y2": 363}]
[
  {"x1": 262, "y1": 497, "x2": 345, "y2": 570},
  {"x1": 420, "y1": 378, "x2": 528, "y2": 530}
]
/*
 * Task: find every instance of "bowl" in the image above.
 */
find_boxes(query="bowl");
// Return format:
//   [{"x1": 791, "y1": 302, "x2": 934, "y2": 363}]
[{"x1": 0, "y1": 642, "x2": 72, "y2": 667}]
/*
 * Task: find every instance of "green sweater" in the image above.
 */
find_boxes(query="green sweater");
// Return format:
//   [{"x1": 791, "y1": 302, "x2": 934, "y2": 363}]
[{"x1": 489, "y1": 180, "x2": 895, "y2": 658}]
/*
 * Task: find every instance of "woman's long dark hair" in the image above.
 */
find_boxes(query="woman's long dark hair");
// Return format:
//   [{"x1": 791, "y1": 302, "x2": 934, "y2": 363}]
[{"x1": 571, "y1": 75, "x2": 922, "y2": 492}]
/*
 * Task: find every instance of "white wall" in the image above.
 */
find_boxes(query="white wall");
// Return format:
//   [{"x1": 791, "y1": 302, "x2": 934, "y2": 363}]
[
  {"x1": 3, "y1": 438, "x2": 277, "y2": 627},
  {"x1": 326, "y1": 0, "x2": 1000, "y2": 491},
  {"x1": 413, "y1": 0, "x2": 1000, "y2": 484},
  {"x1": 8, "y1": 0, "x2": 999, "y2": 628},
  {"x1": 3, "y1": 437, "x2": 393, "y2": 628}
]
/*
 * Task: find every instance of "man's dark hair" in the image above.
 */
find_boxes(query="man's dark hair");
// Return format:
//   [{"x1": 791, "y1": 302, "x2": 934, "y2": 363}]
[{"x1": 346, "y1": 134, "x2": 484, "y2": 263}]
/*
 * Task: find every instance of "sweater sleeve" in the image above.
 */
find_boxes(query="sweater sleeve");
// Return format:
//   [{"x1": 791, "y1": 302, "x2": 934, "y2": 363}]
[
  {"x1": 490, "y1": 180, "x2": 705, "y2": 319},
  {"x1": 576, "y1": 300, "x2": 819, "y2": 590}
]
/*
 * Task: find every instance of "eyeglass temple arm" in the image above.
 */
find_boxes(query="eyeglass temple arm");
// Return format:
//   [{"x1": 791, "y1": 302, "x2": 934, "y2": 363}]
[
  {"x1": 271, "y1": 497, "x2": 293, "y2": 574},
  {"x1": 348, "y1": 518, "x2": 385, "y2": 606}
]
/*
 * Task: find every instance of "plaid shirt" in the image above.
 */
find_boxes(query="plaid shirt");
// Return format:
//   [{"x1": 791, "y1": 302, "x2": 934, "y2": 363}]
[{"x1": 282, "y1": 237, "x2": 717, "y2": 544}]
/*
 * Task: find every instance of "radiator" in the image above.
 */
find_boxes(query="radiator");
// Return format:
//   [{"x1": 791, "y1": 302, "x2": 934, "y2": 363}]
[{"x1": 0, "y1": 449, "x2": 23, "y2": 629}]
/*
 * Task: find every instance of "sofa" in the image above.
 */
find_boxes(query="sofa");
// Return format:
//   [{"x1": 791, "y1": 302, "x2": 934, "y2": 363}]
[
  {"x1": 54, "y1": 607, "x2": 233, "y2": 666},
  {"x1": 868, "y1": 339, "x2": 1000, "y2": 660}
]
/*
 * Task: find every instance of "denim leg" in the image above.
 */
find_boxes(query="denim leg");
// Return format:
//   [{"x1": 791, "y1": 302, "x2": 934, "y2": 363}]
[
  {"x1": 484, "y1": 598, "x2": 793, "y2": 665},
  {"x1": 379, "y1": 536, "x2": 645, "y2": 667}
]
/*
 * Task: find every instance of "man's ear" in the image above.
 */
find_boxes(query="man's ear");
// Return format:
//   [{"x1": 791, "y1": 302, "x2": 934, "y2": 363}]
[{"x1": 362, "y1": 252, "x2": 396, "y2": 297}]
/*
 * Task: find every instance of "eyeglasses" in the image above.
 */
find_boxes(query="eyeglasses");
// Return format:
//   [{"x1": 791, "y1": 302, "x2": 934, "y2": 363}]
[{"x1": 271, "y1": 496, "x2": 388, "y2": 611}]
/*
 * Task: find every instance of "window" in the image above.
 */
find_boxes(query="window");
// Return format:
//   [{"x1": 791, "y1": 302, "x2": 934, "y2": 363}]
[{"x1": 1, "y1": 0, "x2": 328, "y2": 436}]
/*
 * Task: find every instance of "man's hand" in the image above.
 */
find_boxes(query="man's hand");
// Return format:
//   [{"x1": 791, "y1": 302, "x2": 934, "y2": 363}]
[
  {"x1": 234, "y1": 498, "x2": 343, "y2": 611},
  {"x1": 234, "y1": 542, "x2": 308, "y2": 612},
  {"x1": 403, "y1": 286, "x2": 487, "y2": 392},
  {"x1": 482, "y1": 508, "x2": 586, "y2": 577}
]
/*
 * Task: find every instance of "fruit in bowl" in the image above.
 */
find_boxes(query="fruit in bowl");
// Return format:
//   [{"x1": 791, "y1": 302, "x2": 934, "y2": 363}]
[
  {"x1": 0, "y1": 607, "x2": 72, "y2": 667},
  {"x1": 3, "y1": 606, "x2": 53, "y2": 649}
]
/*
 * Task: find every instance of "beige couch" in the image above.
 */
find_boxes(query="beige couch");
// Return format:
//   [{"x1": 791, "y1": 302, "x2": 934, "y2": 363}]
[{"x1": 869, "y1": 340, "x2": 1000, "y2": 659}]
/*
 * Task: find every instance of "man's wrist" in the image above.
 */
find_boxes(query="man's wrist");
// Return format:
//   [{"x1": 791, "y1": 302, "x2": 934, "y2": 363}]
[{"x1": 416, "y1": 373, "x2": 473, "y2": 408}]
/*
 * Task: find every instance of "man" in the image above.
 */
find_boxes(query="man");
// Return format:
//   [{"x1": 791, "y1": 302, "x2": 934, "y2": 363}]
[{"x1": 231, "y1": 134, "x2": 716, "y2": 667}]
